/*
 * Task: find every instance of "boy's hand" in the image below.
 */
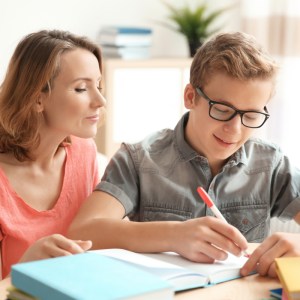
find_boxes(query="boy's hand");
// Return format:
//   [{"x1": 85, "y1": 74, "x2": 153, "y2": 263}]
[
  {"x1": 241, "y1": 232, "x2": 300, "y2": 278},
  {"x1": 18, "y1": 234, "x2": 92, "y2": 264},
  {"x1": 173, "y1": 216, "x2": 248, "y2": 263}
]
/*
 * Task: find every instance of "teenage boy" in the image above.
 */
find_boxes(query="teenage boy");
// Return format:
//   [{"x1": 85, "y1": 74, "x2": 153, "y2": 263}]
[{"x1": 68, "y1": 32, "x2": 300, "y2": 278}]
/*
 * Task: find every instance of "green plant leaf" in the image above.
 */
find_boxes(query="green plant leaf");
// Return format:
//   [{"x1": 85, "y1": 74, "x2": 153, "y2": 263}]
[{"x1": 158, "y1": 0, "x2": 236, "y2": 42}]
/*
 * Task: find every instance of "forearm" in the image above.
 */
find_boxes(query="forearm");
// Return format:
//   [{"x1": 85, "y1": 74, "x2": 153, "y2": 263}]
[{"x1": 67, "y1": 218, "x2": 179, "y2": 253}]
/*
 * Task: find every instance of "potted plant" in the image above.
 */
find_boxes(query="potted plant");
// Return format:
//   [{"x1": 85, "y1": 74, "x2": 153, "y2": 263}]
[{"x1": 160, "y1": 1, "x2": 233, "y2": 56}]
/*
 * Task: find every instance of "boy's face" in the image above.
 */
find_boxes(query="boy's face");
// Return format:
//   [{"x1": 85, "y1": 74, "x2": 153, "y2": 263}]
[{"x1": 184, "y1": 72, "x2": 273, "y2": 166}]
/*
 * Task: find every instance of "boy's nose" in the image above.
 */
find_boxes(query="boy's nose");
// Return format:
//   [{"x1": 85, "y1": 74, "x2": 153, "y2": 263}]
[{"x1": 223, "y1": 114, "x2": 242, "y2": 135}]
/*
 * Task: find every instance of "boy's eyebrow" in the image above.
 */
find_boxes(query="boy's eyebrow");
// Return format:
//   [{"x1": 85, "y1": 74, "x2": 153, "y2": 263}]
[{"x1": 71, "y1": 76, "x2": 102, "y2": 83}]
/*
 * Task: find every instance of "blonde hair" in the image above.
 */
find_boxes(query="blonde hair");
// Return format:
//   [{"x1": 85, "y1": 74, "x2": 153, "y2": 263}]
[
  {"x1": 190, "y1": 31, "x2": 280, "y2": 97},
  {"x1": 0, "y1": 30, "x2": 105, "y2": 162}
]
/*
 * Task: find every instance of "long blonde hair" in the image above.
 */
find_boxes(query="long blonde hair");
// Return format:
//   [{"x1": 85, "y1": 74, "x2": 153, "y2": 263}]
[{"x1": 0, "y1": 30, "x2": 105, "y2": 162}]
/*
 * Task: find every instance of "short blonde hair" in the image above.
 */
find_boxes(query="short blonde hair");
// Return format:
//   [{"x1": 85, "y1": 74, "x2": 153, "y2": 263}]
[
  {"x1": 190, "y1": 31, "x2": 280, "y2": 97},
  {"x1": 0, "y1": 30, "x2": 106, "y2": 162}
]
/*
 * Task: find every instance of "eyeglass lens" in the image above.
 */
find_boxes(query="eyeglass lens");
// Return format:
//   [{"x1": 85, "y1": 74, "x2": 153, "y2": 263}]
[{"x1": 210, "y1": 103, "x2": 266, "y2": 128}]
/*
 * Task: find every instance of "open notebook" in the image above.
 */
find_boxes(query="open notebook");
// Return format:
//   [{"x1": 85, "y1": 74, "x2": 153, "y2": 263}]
[{"x1": 90, "y1": 249, "x2": 257, "y2": 292}]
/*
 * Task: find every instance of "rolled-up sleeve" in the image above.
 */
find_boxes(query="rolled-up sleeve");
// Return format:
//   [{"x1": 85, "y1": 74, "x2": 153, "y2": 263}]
[
  {"x1": 94, "y1": 144, "x2": 140, "y2": 218},
  {"x1": 270, "y1": 151, "x2": 300, "y2": 222}
]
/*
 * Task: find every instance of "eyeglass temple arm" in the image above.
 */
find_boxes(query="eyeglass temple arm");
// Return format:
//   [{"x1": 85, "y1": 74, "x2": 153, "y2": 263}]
[
  {"x1": 264, "y1": 106, "x2": 269, "y2": 115},
  {"x1": 195, "y1": 87, "x2": 211, "y2": 104}
]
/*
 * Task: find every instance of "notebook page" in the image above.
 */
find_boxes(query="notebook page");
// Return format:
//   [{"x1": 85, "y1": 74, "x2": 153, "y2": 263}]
[
  {"x1": 90, "y1": 249, "x2": 206, "y2": 283},
  {"x1": 143, "y1": 251, "x2": 249, "y2": 278}
]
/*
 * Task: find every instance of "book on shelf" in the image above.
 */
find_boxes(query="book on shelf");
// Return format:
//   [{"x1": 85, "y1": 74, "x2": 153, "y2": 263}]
[
  {"x1": 275, "y1": 257, "x2": 300, "y2": 300},
  {"x1": 90, "y1": 248, "x2": 257, "y2": 292},
  {"x1": 101, "y1": 46, "x2": 150, "y2": 60},
  {"x1": 100, "y1": 27, "x2": 152, "y2": 35},
  {"x1": 11, "y1": 252, "x2": 174, "y2": 300},
  {"x1": 98, "y1": 26, "x2": 152, "y2": 47}
]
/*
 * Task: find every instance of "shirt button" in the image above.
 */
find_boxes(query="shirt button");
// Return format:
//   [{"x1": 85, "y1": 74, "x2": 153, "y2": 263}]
[
  {"x1": 198, "y1": 158, "x2": 202, "y2": 162},
  {"x1": 210, "y1": 185, "x2": 214, "y2": 189},
  {"x1": 242, "y1": 219, "x2": 248, "y2": 225}
]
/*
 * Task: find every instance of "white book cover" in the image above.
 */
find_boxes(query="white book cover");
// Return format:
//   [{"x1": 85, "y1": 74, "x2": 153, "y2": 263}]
[
  {"x1": 102, "y1": 46, "x2": 150, "y2": 60},
  {"x1": 98, "y1": 34, "x2": 152, "y2": 47}
]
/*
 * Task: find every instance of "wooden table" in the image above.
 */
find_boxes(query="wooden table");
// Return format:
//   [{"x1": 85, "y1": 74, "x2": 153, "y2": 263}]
[{"x1": 0, "y1": 244, "x2": 282, "y2": 300}]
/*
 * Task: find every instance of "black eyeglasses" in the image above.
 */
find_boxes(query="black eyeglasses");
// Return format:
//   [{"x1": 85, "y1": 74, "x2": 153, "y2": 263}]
[{"x1": 196, "y1": 87, "x2": 270, "y2": 128}]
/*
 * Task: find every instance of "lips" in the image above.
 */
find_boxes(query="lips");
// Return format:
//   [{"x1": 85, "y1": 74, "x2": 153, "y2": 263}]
[
  {"x1": 86, "y1": 114, "x2": 99, "y2": 122},
  {"x1": 214, "y1": 135, "x2": 237, "y2": 148}
]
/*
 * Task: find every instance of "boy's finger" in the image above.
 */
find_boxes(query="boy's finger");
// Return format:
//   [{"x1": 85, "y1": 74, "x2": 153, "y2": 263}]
[
  {"x1": 268, "y1": 262, "x2": 277, "y2": 278},
  {"x1": 267, "y1": 250, "x2": 296, "y2": 278},
  {"x1": 240, "y1": 236, "x2": 277, "y2": 276},
  {"x1": 256, "y1": 240, "x2": 287, "y2": 276},
  {"x1": 191, "y1": 251, "x2": 215, "y2": 264},
  {"x1": 204, "y1": 228, "x2": 243, "y2": 257},
  {"x1": 210, "y1": 218, "x2": 248, "y2": 251},
  {"x1": 198, "y1": 241, "x2": 228, "y2": 261}
]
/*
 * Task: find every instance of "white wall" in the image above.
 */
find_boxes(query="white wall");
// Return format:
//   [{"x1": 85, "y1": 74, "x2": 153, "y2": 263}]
[{"x1": 0, "y1": 0, "x2": 241, "y2": 83}]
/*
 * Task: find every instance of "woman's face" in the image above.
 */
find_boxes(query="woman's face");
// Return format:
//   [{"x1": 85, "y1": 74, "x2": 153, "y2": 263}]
[{"x1": 41, "y1": 48, "x2": 105, "y2": 139}]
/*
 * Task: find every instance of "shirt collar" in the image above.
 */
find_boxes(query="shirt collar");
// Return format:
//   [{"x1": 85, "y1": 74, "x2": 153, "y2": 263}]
[
  {"x1": 174, "y1": 112, "x2": 199, "y2": 162},
  {"x1": 226, "y1": 144, "x2": 249, "y2": 167},
  {"x1": 174, "y1": 112, "x2": 249, "y2": 166}
]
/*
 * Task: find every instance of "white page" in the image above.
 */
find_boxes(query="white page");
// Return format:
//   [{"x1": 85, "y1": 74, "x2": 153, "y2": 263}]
[
  {"x1": 89, "y1": 249, "x2": 206, "y2": 282},
  {"x1": 144, "y1": 251, "x2": 249, "y2": 278}
]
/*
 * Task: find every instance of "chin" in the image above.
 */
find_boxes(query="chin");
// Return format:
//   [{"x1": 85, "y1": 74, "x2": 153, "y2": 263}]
[
  {"x1": 214, "y1": 149, "x2": 237, "y2": 161},
  {"x1": 72, "y1": 130, "x2": 97, "y2": 139}
]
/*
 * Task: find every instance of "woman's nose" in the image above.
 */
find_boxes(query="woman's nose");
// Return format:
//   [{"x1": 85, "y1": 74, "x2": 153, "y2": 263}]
[{"x1": 93, "y1": 89, "x2": 106, "y2": 107}]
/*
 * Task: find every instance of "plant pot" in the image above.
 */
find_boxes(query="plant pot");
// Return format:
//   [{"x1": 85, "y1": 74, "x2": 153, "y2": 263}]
[{"x1": 188, "y1": 41, "x2": 203, "y2": 57}]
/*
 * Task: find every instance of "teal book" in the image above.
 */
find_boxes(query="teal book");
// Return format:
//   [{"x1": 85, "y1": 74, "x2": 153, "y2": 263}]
[
  {"x1": 11, "y1": 253, "x2": 173, "y2": 300},
  {"x1": 100, "y1": 27, "x2": 152, "y2": 35}
]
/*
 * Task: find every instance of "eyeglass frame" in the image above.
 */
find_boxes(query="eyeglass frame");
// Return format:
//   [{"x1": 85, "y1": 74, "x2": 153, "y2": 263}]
[{"x1": 195, "y1": 87, "x2": 270, "y2": 128}]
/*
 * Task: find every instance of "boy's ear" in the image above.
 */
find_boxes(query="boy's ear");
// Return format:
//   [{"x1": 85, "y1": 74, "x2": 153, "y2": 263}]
[
  {"x1": 36, "y1": 92, "x2": 47, "y2": 113},
  {"x1": 184, "y1": 84, "x2": 196, "y2": 109}
]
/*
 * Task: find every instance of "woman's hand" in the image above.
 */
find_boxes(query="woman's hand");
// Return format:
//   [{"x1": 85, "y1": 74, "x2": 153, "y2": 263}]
[
  {"x1": 241, "y1": 232, "x2": 300, "y2": 278},
  {"x1": 172, "y1": 216, "x2": 248, "y2": 263},
  {"x1": 18, "y1": 234, "x2": 92, "y2": 264}
]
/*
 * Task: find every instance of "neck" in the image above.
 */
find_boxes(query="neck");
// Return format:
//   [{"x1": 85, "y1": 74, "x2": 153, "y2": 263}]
[
  {"x1": 184, "y1": 116, "x2": 227, "y2": 177},
  {"x1": 29, "y1": 125, "x2": 68, "y2": 169}
]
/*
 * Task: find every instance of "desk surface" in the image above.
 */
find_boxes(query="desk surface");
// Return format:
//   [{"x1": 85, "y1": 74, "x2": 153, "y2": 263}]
[{"x1": 0, "y1": 244, "x2": 282, "y2": 300}]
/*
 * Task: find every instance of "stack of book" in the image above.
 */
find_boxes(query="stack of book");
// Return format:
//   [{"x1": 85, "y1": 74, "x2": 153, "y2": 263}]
[
  {"x1": 6, "y1": 248, "x2": 257, "y2": 299},
  {"x1": 98, "y1": 27, "x2": 152, "y2": 60},
  {"x1": 7, "y1": 252, "x2": 173, "y2": 300},
  {"x1": 275, "y1": 257, "x2": 300, "y2": 300}
]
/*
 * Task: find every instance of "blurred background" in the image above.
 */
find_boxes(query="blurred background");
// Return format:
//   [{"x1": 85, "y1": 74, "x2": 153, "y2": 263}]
[
  {"x1": 1, "y1": 0, "x2": 300, "y2": 234},
  {"x1": 1, "y1": 0, "x2": 300, "y2": 169}
]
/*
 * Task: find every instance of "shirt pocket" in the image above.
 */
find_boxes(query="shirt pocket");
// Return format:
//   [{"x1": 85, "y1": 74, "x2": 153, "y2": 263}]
[
  {"x1": 143, "y1": 204, "x2": 193, "y2": 222},
  {"x1": 220, "y1": 204, "x2": 268, "y2": 243}
]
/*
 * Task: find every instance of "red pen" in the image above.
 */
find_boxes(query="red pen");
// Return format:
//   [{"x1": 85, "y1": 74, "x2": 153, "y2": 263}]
[{"x1": 197, "y1": 187, "x2": 249, "y2": 257}]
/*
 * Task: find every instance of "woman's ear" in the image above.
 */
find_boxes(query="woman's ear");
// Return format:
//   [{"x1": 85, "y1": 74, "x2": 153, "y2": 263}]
[
  {"x1": 184, "y1": 84, "x2": 196, "y2": 110},
  {"x1": 36, "y1": 92, "x2": 47, "y2": 113}
]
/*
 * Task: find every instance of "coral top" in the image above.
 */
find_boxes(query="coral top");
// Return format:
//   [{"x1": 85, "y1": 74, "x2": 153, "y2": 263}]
[{"x1": 0, "y1": 137, "x2": 100, "y2": 278}]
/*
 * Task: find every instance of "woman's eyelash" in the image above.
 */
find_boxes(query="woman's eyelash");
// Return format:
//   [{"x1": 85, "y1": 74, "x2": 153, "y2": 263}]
[
  {"x1": 75, "y1": 88, "x2": 86, "y2": 93},
  {"x1": 75, "y1": 87, "x2": 102, "y2": 93}
]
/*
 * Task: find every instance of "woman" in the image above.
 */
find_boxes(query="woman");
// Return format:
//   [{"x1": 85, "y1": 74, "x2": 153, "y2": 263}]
[{"x1": 0, "y1": 30, "x2": 106, "y2": 279}]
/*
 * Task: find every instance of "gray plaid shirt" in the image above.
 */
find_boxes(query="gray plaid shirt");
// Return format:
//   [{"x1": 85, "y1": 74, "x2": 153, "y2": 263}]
[{"x1": 95, "y1": 112, "x2": 300, "y2": 242}]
